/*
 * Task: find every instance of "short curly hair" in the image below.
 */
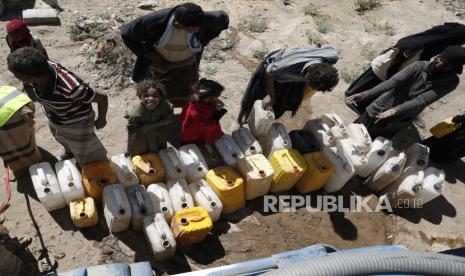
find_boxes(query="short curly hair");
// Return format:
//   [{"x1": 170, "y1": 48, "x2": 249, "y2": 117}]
[
  {"x1": 7, "y1": 47, "x2": 49, "y2": 77},
  {"x1": 305, "y1": 63, "x2": 339, "y2": 92},
  {"x1": 175, "y1": 3, "x2": 204, "y2": 27},
  {"x1": 136, "y1": 80, "x2": 167, "y2": 99}
]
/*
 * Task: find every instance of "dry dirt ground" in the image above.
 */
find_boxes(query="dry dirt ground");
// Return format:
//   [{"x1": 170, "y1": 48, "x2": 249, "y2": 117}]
[{"x1": 1, "y1": 0, "x2": 465, "y2": 274}]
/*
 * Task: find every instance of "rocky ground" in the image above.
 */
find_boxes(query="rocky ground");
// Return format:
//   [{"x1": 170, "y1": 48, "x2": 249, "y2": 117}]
[{"x1": 1, "y1": 0, "x2": 465, "y2": 274}]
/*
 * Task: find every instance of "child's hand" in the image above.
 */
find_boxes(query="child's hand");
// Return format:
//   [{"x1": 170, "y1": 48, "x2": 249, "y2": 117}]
[{"x1": 215, "y1": 99, "x2": 225, "y2": 110}]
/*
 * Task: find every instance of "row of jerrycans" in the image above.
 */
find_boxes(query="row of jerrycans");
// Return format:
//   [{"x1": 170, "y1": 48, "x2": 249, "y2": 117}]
[
  {"x1": 29, "y1": 159, "x2": 100, "y2": 227},
  {"x1": 102, "y1": 182, "x2": 214, "y2": 261},
  {"x1": 365, "y1": 143, "x2": 430, "y2": 192}
]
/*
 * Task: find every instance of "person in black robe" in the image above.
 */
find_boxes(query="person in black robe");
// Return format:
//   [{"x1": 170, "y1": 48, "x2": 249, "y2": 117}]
[{"x1": 345, "y1": 22, "x2": 465, "y2": 114}]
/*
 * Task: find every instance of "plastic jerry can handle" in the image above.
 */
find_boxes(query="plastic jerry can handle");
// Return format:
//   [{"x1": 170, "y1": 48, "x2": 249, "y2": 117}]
[
  {"x1": 239, "y1": 128, "x2": 254, "y2": 146},
  {"x1": 331, "y1": 113, "x2": 344, "y2": 128},
  {"x1": 381, "y1": 139, "x2": 391, "y2": 151},
  {"x1": 37, "y1": 167, "x2": 48, "y2": 187},
  {"x1": 167, "y1": 148, "x2": 181, "y2": 171},
  {"x1": 113, "y1": 188, "x2": 123, "y2": 209},
  {"x1": 198, "y1": 184, "x2": 213, "y2": 201},
  {"x1": 135, "y1": 190, "x2": 145, "y2": 208},
  {"x1": 157, "y1": 189, "x2": 166, "y2": 203},
  {"x1": 141, "y1": 160, "x2": 156, "y2": 174},
  {"x1": 176, "y1": 184, "x2": 187, "y2": 202},
  {"x1": 205, "y1": 144, "x2": 218, "y2": 160},
  {"x1": 283, "y1": 153, "x2": 298, "y2": 172},
  {"x1": 294, "y1": 132, "x2": 309, "y2": 148},
  {"x1": 188, "y1": 149, "x2": 200, "y2": 164},
  {"x1": 65, "y1": 161, "x2": 74, "y2": 182},
  {"x1": 416, "y1": 171, "x2": 425, "y2": 184},
  {"x1": 250, "y1": 159, "x2": 266, "y2": 177},
  {"x1": 154, "y1": 219, "x2": 168, "y2": 241},
  {"x1": 80, "y1": 199, "x2": 86, "y2": 213},
  {"x1": 436, "y1": 171, "x2": 446, "y2": 188},
  {"x1": 224, "y1": 137, "x2": 234, "y2": 153}
]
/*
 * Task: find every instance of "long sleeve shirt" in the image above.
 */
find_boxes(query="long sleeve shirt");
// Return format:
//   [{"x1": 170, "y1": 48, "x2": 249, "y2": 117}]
[{"x1": 363, "y1": 61, "x2": 459, "y2": 119}]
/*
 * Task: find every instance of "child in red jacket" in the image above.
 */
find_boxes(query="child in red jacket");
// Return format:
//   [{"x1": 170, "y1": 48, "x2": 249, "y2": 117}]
[{"x1": 181, "y1": 79, "x2": 227, "y2": 145}]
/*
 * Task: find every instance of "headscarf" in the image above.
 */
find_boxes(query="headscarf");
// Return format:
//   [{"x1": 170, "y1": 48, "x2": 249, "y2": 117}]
[
  {"x1": 6, "y1": 19, "x2": 33, "y2": 51},
  {"x1": 441, "y1": 46, "x2": 465, "y2": 74}
]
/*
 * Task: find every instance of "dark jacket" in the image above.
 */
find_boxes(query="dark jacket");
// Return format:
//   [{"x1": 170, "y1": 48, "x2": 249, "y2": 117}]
[
  {"x1": 120, "y1": 7, "x2": 229, "y2": 82},
  {"x1": 363, "y1": 61, "x2": 459, "y2": 120}
]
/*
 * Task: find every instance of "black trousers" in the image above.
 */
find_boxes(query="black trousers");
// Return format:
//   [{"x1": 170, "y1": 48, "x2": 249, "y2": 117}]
[{"x1": 423, "y1": 124, "x2": 465, "y2": 162}]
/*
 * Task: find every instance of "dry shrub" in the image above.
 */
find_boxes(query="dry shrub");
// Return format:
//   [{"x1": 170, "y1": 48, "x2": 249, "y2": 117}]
[{"x1": 354, "y1": 0, "x2": 381, "y2": 15}]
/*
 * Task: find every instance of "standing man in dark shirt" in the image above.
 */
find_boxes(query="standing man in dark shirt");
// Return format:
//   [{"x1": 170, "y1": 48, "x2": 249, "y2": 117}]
[
  {"x1": 120, "y1": 2, "x2": 229, "y2": 107},
  {"x1": 7, "y1": 47, "x2": 108, "y2": 166},
  {"x1": 346, "y1": 46, "x2": 465, "y2": 139}
]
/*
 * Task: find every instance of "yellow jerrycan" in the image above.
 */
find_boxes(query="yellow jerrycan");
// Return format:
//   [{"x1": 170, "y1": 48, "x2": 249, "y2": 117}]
[
  {"x1": 430, "y1": 117, "x2": 462, "y2": 138},
  {"x1": 69, "y1": 197, "x2": 99, "y2": 228},
  {"x1": 295, "y1": 151, "x2": 334, "y2": 193},
  {"x1": 132, "y1": 153, "x2": 166, "y2": 186},
  {"x1": 268, "y1": 149, "x2": 307, "y2": 192},
  {"x1": 206, "y1": 166, "x2": 245, "y2": 214},
  {"x1": 170, "y1": 206, "x2": 213, "y2": 246},
  {"x1": 82, "y1": 161, "x2": 118, "y2": 202}
]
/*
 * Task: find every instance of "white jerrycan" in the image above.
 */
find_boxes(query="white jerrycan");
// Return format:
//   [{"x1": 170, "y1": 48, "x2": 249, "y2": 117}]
[
  {"x1": 259, "y1": 123, "x2": 292, "y2": 157},
  {"x1": 159, "y1": 147, "x2": 187, "y2": 181},
  {"x1": 367, "y1": 150, "x2": 407, "y2": 192},
  {"x1": 304, "y1": 119, "x2": 334, "y2": 148},
  {"x1": 232, "y1": 127, "x2": 263, "y2": 156},
  {"x1": 55, "y1": 159, "x2": 84, "y2": 205},
  {"x1": 357, "y1": 137, "x2": 392, "y2": 177},
  {"x1": 143, "y1": 214, "x2": 176, "y2": 261},
  {"x1": 179, "y1": 144, "x2": 209, "y2": 182},
  {"x1": 322, "y1": 147, "x2": 355, "y2": 192},
  {"x1": 384, "y1": 170, "x2": 425, "y2": 208},
  {"x1": 146, "y1": 183, "x2": 174, "y2": 222},
  {"x1": 188, "y1": 179, "x2": 223, "y2": 222},
  {"x1": 247, "y1": 99, "x2": 275, "y2": 138},
  {"x1": 126, "y1": 185, "x2": 154, "y2": 232},
  {"x1": 30, "y1": 162, "x2": 66, "y2": 211},
  {"x1": 336, "y1": 139, "x2": 368, "y2": 174},
  {"x1": 214, "y1": 134, "x2": 245, "y2": 168},
  {"x1": 346, "y1": 123, "x2": 372, "y2": 154},
  {"x1": 405, "y1": 143, "x2": 430, "y2": 171},
  {"x1": 320, "y1": 112, "x2": 348, "y2": 141},
  {"x1": 236, "y1": 154, "x2": 274, "y2": 200},
  {"x1": 110, "y1": 154, "x2": 139, "y2": 187},
  {"x1": 103, "y1": 184, "x2": 132, "y2": 233},
  {"x1": 420, "y1": 167, "x2": 445, "y2": 205},
  {"x1": 167, "y1": 178, "x2": 195, "y2": 212}
]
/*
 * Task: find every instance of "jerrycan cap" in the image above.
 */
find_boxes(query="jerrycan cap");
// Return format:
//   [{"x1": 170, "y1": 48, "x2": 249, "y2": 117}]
[
  {"x1": 376, "y1": 150, "x2": 386, "y2": 156},
  {"x1": 79, "y1": 212, "x2": 87, "y2": 218},
  {"x1": 258, "y1": 170, "x2": 266, "y2": 177},
  {"x1": 176, "y1": 167, "x2": 182, "y2": 173},
  {"x1": 210, "y1": 201, "x2": 217, "y2": 208},
  {"x1": 226, "y1": 179, "x2": 234, "y2": 186},
  {"x1": 161, "y1": 206, "x2": 169, "y2": 212},
  {"x1": 250, "y1": 146, "x2": 256, "y2": 151},
  {"x1": 197, "y1": 166, "x2": 203, "y2": 172},
  {"x1": 180, "y1": 217, "x2": 189, "y2": 226},
  {"x1": 44, "y1": 187, "x2": 51, "y2": 193},
  {"x1": 99, "y1": 179, "x2": 108, "y2": 186},
  {"x1": 292, "y1": 165, "x2": 299, "y2": 172},
  {"x1": 161, "y1": 240, "x2": 170, "y2": 248},
  {"x1": 68, "y1": 182, "x2": 75, "y2": 188}
]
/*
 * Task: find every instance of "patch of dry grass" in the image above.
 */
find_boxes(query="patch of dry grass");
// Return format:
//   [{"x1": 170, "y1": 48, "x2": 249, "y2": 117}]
[{"x1": 354, "y1": 0, "x2": 381, "y2": 15}]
